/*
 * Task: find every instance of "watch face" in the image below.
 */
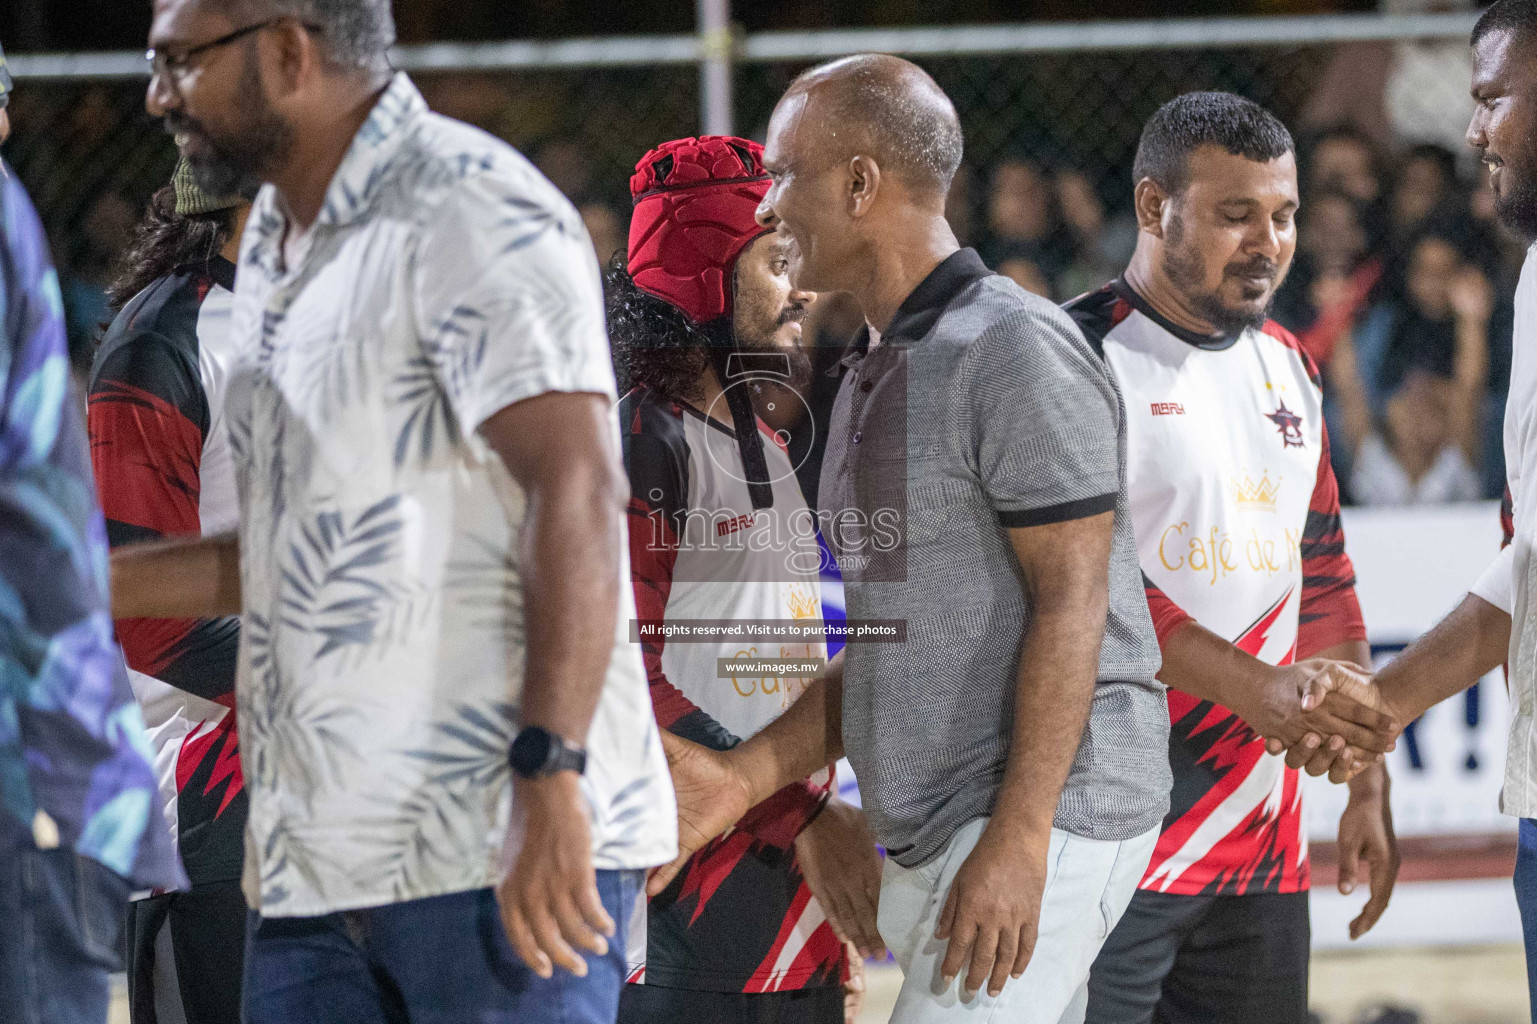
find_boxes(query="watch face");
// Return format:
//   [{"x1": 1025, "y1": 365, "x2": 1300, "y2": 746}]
[{"x1": 511, "y1": 727, "x2": 554, "y2": 777}]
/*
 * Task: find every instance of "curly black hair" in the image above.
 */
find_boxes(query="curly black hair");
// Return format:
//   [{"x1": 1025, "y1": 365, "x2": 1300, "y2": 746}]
[
  {"x1": 605, "y1": 255, "x2": 732, "y2": 403},
  {"x1": 106, "y1": 185, "x2": 236, "y2": 314}
]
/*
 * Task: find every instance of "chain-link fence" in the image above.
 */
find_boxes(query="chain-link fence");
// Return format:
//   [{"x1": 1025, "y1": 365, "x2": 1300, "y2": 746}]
[{"x1": 3, "y1": 15, "x2": 1496, "y2": 437}]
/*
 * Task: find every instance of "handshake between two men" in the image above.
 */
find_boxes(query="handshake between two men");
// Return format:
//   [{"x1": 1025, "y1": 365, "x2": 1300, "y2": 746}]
[{"x1": 1252, "y1": 657, "x2": 1401, "y2": 785}]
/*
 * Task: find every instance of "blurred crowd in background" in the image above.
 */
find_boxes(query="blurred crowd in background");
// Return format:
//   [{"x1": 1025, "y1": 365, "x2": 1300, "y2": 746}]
[{"x1": 1, "y1": 0, "x2": 1513, "y2": 509}]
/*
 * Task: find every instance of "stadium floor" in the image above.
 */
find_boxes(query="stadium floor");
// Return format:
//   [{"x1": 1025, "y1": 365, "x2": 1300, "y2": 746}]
[
  {"x1": 851, "y1": 947, "x2": 1531, "y2": 1024},
  {"x1": 105, "y1": 946, "x2": 1530, "y2": 1023}
]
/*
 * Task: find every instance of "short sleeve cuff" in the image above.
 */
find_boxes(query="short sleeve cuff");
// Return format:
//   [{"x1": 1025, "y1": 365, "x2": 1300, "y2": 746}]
[
  {"x1": 997, "y1": 492, "x2": 1116, "y2": 529},
  {"x1": 462, "y1": 360, "x2": 617, "y2": 436},
  {"x1": 1472, "y1": 544, "x2": 1516, "y2": 616}
]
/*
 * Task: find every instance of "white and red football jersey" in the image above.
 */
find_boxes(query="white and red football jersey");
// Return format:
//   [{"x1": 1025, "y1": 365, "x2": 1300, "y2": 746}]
[
  {"x1": 619, "y1": 384, "x2": 843, "y2": 993},
  {"x1": 1067, "y1": 280, "x2": 1365, "y2": 897}
]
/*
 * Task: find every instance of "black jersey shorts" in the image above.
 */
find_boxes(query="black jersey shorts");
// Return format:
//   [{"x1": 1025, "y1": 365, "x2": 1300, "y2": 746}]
[{"x1": 1086, "y1": 888, "x2": 1311, "y2": 1024}]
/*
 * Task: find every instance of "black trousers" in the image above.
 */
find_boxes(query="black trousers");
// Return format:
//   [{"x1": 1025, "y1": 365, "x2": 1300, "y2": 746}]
[
  {"x1": 125, "y1": 879, "x2": 247, "y2": 1024},
  {"x1": 618, "y1": 982, "x2": 845, "y2": 1024},
  {"x1": 1086, "y1": 889, "x2": 1311, "y2": 1024}
]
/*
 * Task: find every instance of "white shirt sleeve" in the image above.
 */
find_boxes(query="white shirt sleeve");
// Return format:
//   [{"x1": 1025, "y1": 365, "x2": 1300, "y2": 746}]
[
  {"x1": 1473, "y1": 543, "x2": 1515, "y2": 615},
  {"x1": 411, "y1": 168, "x2": 615, "y2": 437}
]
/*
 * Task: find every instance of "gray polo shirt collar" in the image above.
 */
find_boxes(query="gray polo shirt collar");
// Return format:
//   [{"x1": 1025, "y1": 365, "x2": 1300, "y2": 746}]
[{"x1": 839, "y1": 247, "x2": 993, "y2": 370}]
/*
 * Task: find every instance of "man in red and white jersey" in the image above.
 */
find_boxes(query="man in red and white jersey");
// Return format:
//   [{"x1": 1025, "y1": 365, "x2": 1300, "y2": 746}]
[
  {"x1": 1069, "y1": 93, "x2": 1401, "y2": 1024},
  {"x1": 89, "y1": 159, "x2": 250, "y2": 1024},
  {"x1": 606, "y1": 136, "x2": 882, "y2": 1024}
]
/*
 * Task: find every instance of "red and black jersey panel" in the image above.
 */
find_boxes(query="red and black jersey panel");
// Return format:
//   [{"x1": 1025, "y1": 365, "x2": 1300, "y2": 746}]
[{"x1": 1261, "y1": 323, "x2": 1364, "y2": 660}]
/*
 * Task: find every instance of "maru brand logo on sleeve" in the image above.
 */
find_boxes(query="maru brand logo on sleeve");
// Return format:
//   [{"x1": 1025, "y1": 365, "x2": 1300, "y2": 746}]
[{"x1": 1150, "y1": 401, "x2": 1185, "y2": 416}]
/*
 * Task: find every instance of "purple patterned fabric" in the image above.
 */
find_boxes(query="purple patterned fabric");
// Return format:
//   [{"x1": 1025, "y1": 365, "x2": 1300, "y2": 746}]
[{"x1": 0, "y1": 160, "x2": 183, "y2": 889}]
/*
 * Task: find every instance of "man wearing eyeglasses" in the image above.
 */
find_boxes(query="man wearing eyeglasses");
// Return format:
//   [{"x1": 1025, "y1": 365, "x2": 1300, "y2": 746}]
[
  {"x1": 0, "y1": 39, "x2": 185, "y2": 1024},
  {"x1": 111, "y1": 2, "x2": 679, "y2": 1023}
]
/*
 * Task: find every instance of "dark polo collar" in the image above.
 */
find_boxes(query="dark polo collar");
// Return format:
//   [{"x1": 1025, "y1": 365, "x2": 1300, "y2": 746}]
[{"x1": 837, "y1": 247, "x2": 994, "y2": 371}]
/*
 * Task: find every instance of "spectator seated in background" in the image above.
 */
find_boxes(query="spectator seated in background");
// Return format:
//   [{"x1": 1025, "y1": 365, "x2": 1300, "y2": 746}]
[
  {"x1": 1329, "y1": 230, "x2": 1491, "y2": 506},
  {"x1": 1352, "y1": 228, "x2": 1491, "y2": 410},
  {"x1": 980, "y1": 157, "x2": 1063, "y2": 295},
  {"x1": 1272, "y1": 188, "x2": 1382, "y2": 370},
  {"x1": 1386, "y1": 144, "x2": 1461, "y2": 257},
  {"x1": 1345, "y1": 368, "x2": 1484, "y2": 506},
  {"x1": 1306, "y1": 125, "x2": 1384, "y2": 207},
  {"x1": 980, "y1": 157, "x2": 1123, "y2": 301}
]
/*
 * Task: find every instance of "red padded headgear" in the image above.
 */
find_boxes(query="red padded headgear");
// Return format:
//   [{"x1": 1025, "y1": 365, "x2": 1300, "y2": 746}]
[{"x1": 627, "y1": 136, "x2": 772, "y2": 325}]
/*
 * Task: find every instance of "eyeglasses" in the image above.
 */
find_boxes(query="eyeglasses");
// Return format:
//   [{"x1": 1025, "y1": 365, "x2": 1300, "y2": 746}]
[{"x1": 146, "y1": 18, "x2": 319, "y2": 89}]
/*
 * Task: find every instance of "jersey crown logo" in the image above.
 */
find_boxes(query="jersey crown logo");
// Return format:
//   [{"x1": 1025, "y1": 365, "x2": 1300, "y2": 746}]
[{"x1": 1231, "y1": 472, "x2": 1280, "y2": 512}]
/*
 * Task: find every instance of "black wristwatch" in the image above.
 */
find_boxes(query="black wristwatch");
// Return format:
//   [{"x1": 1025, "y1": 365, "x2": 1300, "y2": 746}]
[{"x1": 510, "y1": 726, "x2": 588, "y2": 780}]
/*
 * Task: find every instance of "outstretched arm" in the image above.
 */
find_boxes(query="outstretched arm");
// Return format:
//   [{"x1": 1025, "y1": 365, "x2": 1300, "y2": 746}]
[
  {"x1": 111, "y1": 534, "x2": 241, "y2": 619},
  {"x1": 647, "y1": 650, "x2": 844, "y2": 897},
  {"x1": 1376, "y1": 593, "x2": 1511, "y2": 725},
  {"x1": 1156, "y1": 618, "x2": 1394, "y2": 759}
]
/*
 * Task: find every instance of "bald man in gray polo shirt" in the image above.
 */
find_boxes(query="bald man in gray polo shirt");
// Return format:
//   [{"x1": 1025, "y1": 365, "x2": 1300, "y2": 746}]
[{"x1": 648, "y1": 56, "x2": 1169, "y2": 1023}]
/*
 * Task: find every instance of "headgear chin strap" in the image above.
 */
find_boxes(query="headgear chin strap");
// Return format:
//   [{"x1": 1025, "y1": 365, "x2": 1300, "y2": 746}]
[{"x1": 628, "y1": 136, "x2": 776, "y2": 510}]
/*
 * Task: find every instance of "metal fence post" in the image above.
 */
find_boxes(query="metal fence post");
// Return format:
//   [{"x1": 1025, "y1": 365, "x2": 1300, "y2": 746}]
[{"x1": 697, "y1": 0, "x2": 734, "y2": 137}]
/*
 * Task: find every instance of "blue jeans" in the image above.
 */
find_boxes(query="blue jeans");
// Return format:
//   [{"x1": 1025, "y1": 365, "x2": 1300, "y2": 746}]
[
  {"x1": 242, "y1": 870, "x2": 644, "y2": 1024},
  {"x1": 0, "y1": 846, "x2": 130, "y2": 1024},
  {"x1": 1517, "y1": 820, "x2": 1537, "y2": 1023}
]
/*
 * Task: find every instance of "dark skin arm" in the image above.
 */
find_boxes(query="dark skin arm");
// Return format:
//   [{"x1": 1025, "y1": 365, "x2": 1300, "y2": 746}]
[
  {"x1": 110, "y1": 534, "x2": 241, "y2": 619},
  {"x1": 936, "y1": 510, "x2": 1111, "y2": 999},
  {"x1": 481, "y1": 390, "x2": 629, "y2": 981},
  {"x1": 1376, "y1": 594, "x2": 1511, "y2": 724},
  {"x1": 1156, "y1": 620, "x2": 1396, "y2": 766},
  {"x1": 646, "y1": 651, "x2": 845, "y2": 897},
  {"x1": 1275, "y1": 594, "x2": 1512, "y2": 776}
]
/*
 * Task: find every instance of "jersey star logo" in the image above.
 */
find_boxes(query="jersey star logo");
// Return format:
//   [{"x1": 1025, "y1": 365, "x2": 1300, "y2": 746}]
[{"x1": 1265, "y1": 400, "x2": 1305, "y2": 449}]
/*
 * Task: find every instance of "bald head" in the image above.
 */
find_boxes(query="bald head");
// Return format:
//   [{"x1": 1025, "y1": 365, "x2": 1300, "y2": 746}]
[{"x1": 785, "y1": 54, "x2": 963, "y2": 196}]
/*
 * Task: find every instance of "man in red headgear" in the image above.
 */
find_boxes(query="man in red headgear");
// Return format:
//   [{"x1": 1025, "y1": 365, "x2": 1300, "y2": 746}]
[{"x1": 607, "y1": 136, "x2": 880, "y2": 1024}]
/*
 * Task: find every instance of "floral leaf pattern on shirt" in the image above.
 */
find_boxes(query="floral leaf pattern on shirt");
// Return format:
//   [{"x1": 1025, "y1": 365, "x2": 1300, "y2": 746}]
[
  {"x1": 496, "y1": 195, "x2": 562, "y2": 254},
  {"x1": 351, "y1": 701, "x2": 515, "y2": 897},
  {"x1": 258, "y1": 815, "x2": 347, "y2": 910},
  {"x1": 277, "y1": 495, "x2": 418, "y2": 659},
  {"x1": 445, "y1": 533, "x2": 524, "y2": 635},
  {"x1": 239, "y1": 610, "x2": 364, "y2": 813},
  {"x1": 599, "y1": 767, "x2": 668, "y2": 851},
  {"x1": 420, "y1": 303, "x2": 490, "y2": 433},
  {"x1": 391, "y1": 353, "x2": 461, "y2": 467}
]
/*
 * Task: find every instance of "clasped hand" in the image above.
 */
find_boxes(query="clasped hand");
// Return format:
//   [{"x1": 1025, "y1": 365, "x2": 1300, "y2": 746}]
[{"x1": 1250, "y1": 658, "x2": 1401, "y2": 782}]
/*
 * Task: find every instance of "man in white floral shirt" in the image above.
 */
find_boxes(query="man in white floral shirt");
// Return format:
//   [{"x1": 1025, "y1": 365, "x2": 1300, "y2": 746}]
[{"x1": 112, "y1": 0, "x2": 677, "y2": 1021}]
